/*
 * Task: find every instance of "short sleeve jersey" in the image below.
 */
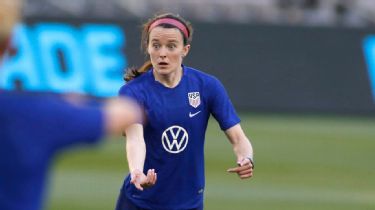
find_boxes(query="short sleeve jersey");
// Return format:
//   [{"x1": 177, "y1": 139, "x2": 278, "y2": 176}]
[
  {"x1": 118, "y1": 66, "x2": 240, "y2": 210},
  {"x1": 0, "y1": 91, "x2": 105, "y2": 210}
]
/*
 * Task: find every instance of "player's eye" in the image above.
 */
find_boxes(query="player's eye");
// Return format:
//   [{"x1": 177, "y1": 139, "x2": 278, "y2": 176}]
[
  {"x1": 152, "y1": 43, "x2": 160, "y2": 49},
  {"x1": 167, "y1": 44, "x2": 176, "y2": 49}
]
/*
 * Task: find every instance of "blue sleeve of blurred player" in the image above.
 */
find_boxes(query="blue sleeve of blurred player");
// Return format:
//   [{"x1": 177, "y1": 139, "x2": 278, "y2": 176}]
[
  {"x1": 41, "y1": 94, "x2": 105, "y2": 150},
  {"x1": 208, "y1": 77, "x2": 241, "y2": 130},
  {"x1": 0, "y1": 92, "x2": 105, "y2": 152}
]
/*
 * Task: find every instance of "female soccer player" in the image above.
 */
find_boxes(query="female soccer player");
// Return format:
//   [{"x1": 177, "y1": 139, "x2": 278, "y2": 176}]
[
  {"x1": 117, "y1": 13, "x2": 254, "y2": 210},
  {"x1": 0, "y1": 1, "x2": 141, "y2": 209}
]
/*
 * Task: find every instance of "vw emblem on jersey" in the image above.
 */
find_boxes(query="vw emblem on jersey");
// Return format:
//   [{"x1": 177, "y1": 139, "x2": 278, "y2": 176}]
[
  {"x1": 188, "y1": 92, "x2": 201, "y2": 108},
  {"x1": 161, "y1": 125, "x2": 189, "y2": 154}
]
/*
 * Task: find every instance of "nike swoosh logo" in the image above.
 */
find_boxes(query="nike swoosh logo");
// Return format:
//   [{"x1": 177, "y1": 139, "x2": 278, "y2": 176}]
[{"x1": 189, "y1": 111, "x2": 201, "y2": 118}]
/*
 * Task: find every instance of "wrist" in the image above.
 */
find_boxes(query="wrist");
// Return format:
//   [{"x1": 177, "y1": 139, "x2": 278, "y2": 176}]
[{"x1": 130, "y1": 168, "x2": 142, "y2": 174}]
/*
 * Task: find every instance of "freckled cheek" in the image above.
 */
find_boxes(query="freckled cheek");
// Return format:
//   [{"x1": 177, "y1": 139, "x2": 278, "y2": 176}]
[
  {"x1": 170, "y1": 54, "x2": 182, "y2": 63},
  {"x1": 149, "y1": 52, "x2": 158, "y2": 62}
]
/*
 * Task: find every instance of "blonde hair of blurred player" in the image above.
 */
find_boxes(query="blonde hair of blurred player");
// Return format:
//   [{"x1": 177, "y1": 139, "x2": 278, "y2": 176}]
[{"x1": 0, "y1": 0, "x2": 21, "y2": 58}]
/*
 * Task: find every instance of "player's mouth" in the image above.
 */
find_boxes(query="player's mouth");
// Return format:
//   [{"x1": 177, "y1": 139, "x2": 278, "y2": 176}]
[{"x1": 158, "y1": 62, "x2": 169, "y2": 68}]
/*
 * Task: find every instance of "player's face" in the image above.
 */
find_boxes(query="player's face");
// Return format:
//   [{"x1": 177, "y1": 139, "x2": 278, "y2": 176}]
[
  {"x1": 147, "y1": 27, "x2": 190, "y2": 76},
  {"x1": 0, "y1": 0, "x2": 20, "y2": 60}
]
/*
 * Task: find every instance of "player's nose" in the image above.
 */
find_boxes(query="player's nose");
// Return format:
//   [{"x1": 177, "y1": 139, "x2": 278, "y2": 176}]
[{"x1": 159, "y1": 46, "x2": 168, "y2": 57}]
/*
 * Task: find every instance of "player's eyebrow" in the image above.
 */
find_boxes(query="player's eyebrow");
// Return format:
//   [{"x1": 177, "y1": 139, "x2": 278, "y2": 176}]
[
  {"x1": 150, "y1": 38, "x2": 179, "y2": 43},
  {"x1": 167, "y1": 40, "x2": 178, "y2": 43}
]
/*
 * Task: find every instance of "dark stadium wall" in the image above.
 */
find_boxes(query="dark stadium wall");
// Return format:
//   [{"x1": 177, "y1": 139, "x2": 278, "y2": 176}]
[
  {"x1": 186, "y1": 23, "x2": 375, "y2": 114},
  {"x1": 126, "y1": 20, "x2": 375, "y2": 114},
  {"x1": 2, "y1": 18, "x2": 375, "y2": 114}
]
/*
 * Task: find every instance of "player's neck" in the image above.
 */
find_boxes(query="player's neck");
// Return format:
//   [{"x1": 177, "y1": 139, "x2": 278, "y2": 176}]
[{"x1": 153, "y1": 66, "x2": 183, "y2": 88}]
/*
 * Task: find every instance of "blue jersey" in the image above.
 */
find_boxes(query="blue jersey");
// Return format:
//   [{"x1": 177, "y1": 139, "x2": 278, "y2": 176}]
[
  {"x1": 118, "y1": 66, "x2": 240, "y2": 210},
  {"x1": 0, "y1": 91, "x2": 105, "y2": 210}
]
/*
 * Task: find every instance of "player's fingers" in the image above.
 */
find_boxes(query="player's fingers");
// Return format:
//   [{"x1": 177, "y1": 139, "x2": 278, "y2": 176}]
[
  {"x1": 239, "y1": 172, "x2": 253, "y2": 179},
  {"x1": 134, "y1": 181, "x2": 144, "y2": 191},
  {"x1": 150, "y1": 169, "x2": 156, "y2": 185},
  {"x1": 130, "y1": 173, "x2": 139, "y2": 184},
  {"x1": 227, "y1": 166, "x2": 241, "y2": 173},
  {"x1": 241, "y1": 163, "x2": 251, "y2": 170},
  {"x1": 229, "y1": 164, "x2": 251, "y2": 173},
  {"x1": 146, "y1": 169, "x2": 152, "y2": 177},
  {"x1": 146, "y1": 169, "x2": 152, "y2": 183},
  {"x1": 142, "y1": 169, "x2": 151, "y2": 186},
  {"x1": 143, "y1": 169, "x2": 156, "y2": 188},
  {"x1": 148, "y1": 169, "x2": 155, "y2": 185},
  {"x1": 131, "y1": 173, "x2": 145, "y2": 190},
  {"x1": 132, "y1": 175, "x2": 143, "y2": 190},
  {"x1": 237, "y1": 168, "x2": 253, "y2": 176}
]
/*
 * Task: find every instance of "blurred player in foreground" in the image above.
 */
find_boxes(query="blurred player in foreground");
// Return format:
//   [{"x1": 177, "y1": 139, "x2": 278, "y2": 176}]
[
  {"x1": 116, "y1": 13, "x2": 254, "y2": 210},
  {"x1": 0, "y1": 0, "x2": 141, "y2": 209}
]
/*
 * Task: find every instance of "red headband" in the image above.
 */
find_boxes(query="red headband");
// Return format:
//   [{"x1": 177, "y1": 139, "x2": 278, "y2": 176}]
[{"x1": 148, "y1": 18, "x2": 189, "y2": 39}]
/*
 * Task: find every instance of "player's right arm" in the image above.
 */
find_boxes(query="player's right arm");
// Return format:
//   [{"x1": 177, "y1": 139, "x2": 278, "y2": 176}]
[
  {"x1": 118, "y1": 85, "x2": 157, "y2": 190},
  {"x1": 125, "y1": 124, "x2": 157, "y2": 191}
]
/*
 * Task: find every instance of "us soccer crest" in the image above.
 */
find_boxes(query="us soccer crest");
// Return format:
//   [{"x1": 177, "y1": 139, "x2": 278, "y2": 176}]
[{"x1": 188, "y1": 92, "x2": 201, "y2": 108}]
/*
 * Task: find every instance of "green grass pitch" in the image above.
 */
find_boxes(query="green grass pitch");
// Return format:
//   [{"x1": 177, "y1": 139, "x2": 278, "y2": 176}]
[{"x1": 46, "y1": 113, "x2": 375, "y2": 210}]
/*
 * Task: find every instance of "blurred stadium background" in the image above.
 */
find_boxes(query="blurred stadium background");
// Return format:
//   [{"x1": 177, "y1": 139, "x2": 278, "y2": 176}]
[{"x1": 3, "y1": 0, "x2": 375, "y2": 209}]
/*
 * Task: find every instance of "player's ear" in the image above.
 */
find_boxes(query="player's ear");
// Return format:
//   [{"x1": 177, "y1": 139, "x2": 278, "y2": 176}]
[{"x1": 182, "y1": 44, "x2": 190, "y2": 58}]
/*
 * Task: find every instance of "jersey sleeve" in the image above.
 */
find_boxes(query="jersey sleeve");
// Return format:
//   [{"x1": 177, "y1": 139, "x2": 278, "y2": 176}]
[
  {"x1": 0, "y1": 92, "x2": 105, "y2": 152},
  {"x1": 119, "y1": 84, "x2": 143, "y2": 106},
  {"x1": 208, "y1": 77, "x2": 241, "y2": 130},
  {"x1": 38, "y1": 94, "x2": 105, "y2": 151}
]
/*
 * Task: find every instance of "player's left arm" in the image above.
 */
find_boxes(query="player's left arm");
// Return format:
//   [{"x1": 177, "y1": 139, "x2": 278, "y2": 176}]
[{"x1": 225, "y1": 123, "x2": 254, "y2": 179}]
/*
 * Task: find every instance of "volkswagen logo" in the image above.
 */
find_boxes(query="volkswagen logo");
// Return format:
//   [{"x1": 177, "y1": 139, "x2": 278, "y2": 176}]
[{"x1": 161, "y1": 125, "x2": 189, "y2": 154}]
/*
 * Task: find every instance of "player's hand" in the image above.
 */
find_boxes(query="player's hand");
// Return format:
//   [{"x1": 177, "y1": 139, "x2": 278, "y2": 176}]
[
  {"x1": 130, "y1": 169, "x2": 157, "y2": 191},
  {"x1": 227, "y1": 158, "x2": 254, "y2": 179}
]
